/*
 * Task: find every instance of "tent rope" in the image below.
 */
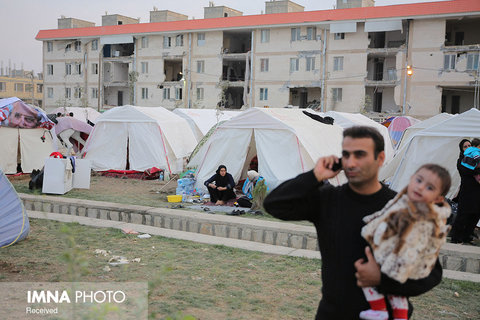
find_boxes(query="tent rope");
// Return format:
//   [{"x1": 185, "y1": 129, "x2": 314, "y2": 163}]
[{"x1": 1, "y1": 202, "x2": 27, "y2": 249}]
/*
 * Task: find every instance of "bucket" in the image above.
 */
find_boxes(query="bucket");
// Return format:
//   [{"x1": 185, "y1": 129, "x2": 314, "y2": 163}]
[{"x1": 167, "y1": 195, "x2": 183, "y2": 203}]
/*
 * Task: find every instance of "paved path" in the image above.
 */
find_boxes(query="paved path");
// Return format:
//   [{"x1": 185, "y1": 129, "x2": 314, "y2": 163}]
[{"x1": 28, "y1": 210, "x2": 480, "y2": 283}]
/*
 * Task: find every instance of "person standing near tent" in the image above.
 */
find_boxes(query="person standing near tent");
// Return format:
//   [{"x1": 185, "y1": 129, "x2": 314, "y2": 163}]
[
  {"x1": 450, "y1": 138, "x2": 480, "y2": 244},
  {"x1": 263, "y1": 126, "x2": 442, "y2": 320},
  {"x1": 204, "y1": 165, "x2": 236, "y2": 205}
]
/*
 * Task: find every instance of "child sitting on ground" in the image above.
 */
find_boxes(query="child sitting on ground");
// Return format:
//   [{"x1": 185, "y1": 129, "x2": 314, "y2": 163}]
[{"x1": 359, "y1": 164, "x2": 451, "y2": 320}]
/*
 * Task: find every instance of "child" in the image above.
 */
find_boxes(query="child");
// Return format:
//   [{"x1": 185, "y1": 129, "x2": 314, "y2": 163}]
[
  {"x1": 461, "y1": 138, "x2": 480, "y2": 183},
  {"x1": 359, "y1": 164, "x2": 451, "y2": 320}
]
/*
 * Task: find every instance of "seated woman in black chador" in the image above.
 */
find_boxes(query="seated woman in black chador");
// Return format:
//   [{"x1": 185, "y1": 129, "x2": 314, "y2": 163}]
[{"x1": 204, "y1": 165, "x2": 236, "y2": 205}]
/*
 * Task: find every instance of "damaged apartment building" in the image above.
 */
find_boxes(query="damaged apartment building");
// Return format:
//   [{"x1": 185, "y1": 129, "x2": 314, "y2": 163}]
[{"x1": 36, "y1": 0, "x2": 480, "y2": 118}]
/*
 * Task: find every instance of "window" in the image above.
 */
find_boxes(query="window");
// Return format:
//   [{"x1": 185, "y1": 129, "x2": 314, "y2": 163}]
[
  {"x1": 332, "y1": 88, "x2": 342, "y2": 102},
  {"x1": 47, "y1": 87, "x2": 53, "y2": 98},
  {"x1": 163, "y1": 88, "x2": 170, "y2": 99},
  {"x1": 333, "y1": 57, "x2": 344, "y2": 71},
  {"x1": 74, "y1": 40, "x2": 81, "y2": 52},
  {"x1": 91, "y1": 40, "x2": 98, "y2": 51},
  {"x1": 175, "y1": 87, "x2": 182, "y2": 100},
  {"x1": 65, "y1": 88, "x2": 71, "y2": 99},
  {"x1": 176, "y1": 35, "x2": 184, "y2": 47},
  {"x1": 444, "y1": 54, "x2": 456, "y2": 70},
  {"x1": 75, "y1": 63, "x2": 82, "y2": 75},
  {"x1": 91, "y1": 88, "x2": 98, "y2": 99},
  {"x1": 14, "y1": 83, "x2": 24, "y2": 92},
  {"x1": 0, "y1": 82, "x2": 6, "y2": 91},
  {"x1": 196, "y1": 88, "x2": 204, "y2": 100},
  {"x1": 290, "y1": 58, "x2": 299, "y2": 72},
  {"x1": 141, "y1": 88, "x2": 149, "y2": 99},
  {"x1": 65, "y1": 43, "x2": 71, "y2": 52},
  {"x1": 163, "y1": 36, "x2": 172, "y2": 48},
  {"x1": 47, "y1": 41, "x2": 53, "y2": 52},
  {"x1": 306, "y1": 57, "x2": 315, "y2": 71},
  {"x1": 65, "y1": 63, "x2": 72, "y2": 75},
  {"x1": 92, "y1": 63, "x2": 98, "y2": 75},
  {"x1": 36, "y1": 84, "x2": 43, "y2": 93},
  {"x1": 291, "y1": 28, "x2": 301, "y2": 42},
  {"x1": 261, "y1": 29, "x2": 270, "y2": 43},
  {"x1": 197, "y1": 60, "x2": 205, "y2": 73},
  {"x1": 467, "y1": 53, "x2": 479, "y2": 71},
  {"x1": 334, "y1": 33, "x2": 345, "y2": 40},
  {"x1": 25, "y1": 84, "x2": 33, "y2": 92},
  {"x1": 47, "y1": 64, "x2": 53, "y2": 75},
  {"x1": 141, "y1": 62, "x2": 149, "y2": 74},
  {"x1": 74, "y1": 87, "x2": 82, "y2": 99},
  {"x1": 197, "y1": 33, "x2": 205, "y2": 46},
  {"x1": 260, "y1": 88, "x2": 268, "y2": 101},
  {"x1": 307, "y1": 27, "x2": 317, "y2": 41},
  {"x1": 260, "y1": 58, "x2": 269, "y2": 72},
  {"x1": 141, "y1": 36, "x2": 148, "y2": 48}
]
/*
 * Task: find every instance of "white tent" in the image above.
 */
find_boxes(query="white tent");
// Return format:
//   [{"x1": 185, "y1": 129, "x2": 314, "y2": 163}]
[
  {"x1": 379, "y1": 108, "x2": 480, "y2": 198},
  {"x1": 0, "y1": 127, "x2": 56, "y2": 174},
  {"x1": 396, "y1": 113, "x2": 453, "y2": 151},
  {"x1": 52, "y1": 107, "x2": 101, "y2": 124},
  {"x1": 189, "y1": 107, "x2": 345, "y2": 191},
  {"x1": 172, "y1": 108, "x2": 240, "y2": 142},
  {"x1": 319, "y1": 111, "x2": 395, "y2": 165},
  {"x1": 83, "y1": 105, "x2": 197, "y2": 174}
]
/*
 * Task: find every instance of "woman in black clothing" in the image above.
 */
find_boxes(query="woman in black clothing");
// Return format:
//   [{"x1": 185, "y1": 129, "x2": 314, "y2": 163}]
[
  {"x1": 204, "y1": 165, "x2": 236, "y2": 205},
  {"x1": 450, "y1": 138, "x2": 480, "y2": 244}
]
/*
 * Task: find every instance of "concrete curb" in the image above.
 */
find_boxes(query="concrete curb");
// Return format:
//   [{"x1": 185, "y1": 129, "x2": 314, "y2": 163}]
[
  {"x1": 27, "y1": 210, "x2": 480, "y2": 283},
  {"x1": 19, "y1": 193, "x2": 480, "y2": 275}
]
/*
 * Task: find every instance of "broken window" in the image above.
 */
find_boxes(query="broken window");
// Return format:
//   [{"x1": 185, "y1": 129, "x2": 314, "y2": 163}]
[
  {"x1": 74, "y1": 41, "x2": 81, "y2": 52},
  {"x1": 65, "y1": 43, "x2": 71, "y2": 52},
  {"x1": 176, "y1": 35, "x2": 184, "y2": 47},
  {"x1": 334, "y1": 33, "x2": 345, "y2": 40}
]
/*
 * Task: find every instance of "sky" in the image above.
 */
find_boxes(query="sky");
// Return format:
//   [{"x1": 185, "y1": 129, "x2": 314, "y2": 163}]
[{"x1": 0, "y1": 0, "x2": 447, "y2": 75}]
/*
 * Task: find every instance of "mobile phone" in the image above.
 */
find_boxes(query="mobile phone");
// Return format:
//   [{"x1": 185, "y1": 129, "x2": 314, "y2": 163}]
[{"x1": 331, "y1": 158, "x2": 342, "y2": 171}]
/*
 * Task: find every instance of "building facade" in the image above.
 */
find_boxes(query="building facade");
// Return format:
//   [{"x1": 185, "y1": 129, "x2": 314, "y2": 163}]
[
  {"x1": 36, "y1": 0, "x2": 480, "y2": 118},
  {"x1": 0, "y1": 71, "x2": 44, "y2": 107}
]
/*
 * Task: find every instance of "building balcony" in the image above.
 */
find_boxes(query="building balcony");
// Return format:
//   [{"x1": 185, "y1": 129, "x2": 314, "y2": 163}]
[
  {"x1": 367, "y1": 47, "x2": 404, "y2": 56},
  {"x1": 218, "y1": 80, "x2": 245, "y2": 88},
  {"x1": 221, "y1": 52, "x2": 250, "y2": 61},
  {"x1": 365, "y1": 70, "x2": 399, "y2": 87},
  {"x1": 441, "y1": 44, "x2": 480, "y2": 53}
]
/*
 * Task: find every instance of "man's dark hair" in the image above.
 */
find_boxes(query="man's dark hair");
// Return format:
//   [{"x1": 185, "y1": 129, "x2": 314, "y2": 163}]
[
  {"x1": 343, "y1": 126, "x2": 384, "y2": 159},
  {"x1": 472, "y1": 138, "x2": 480, "y2": 147},
  {"x1": 415, "y1": 163, "x2": 451, "y2": 197}
]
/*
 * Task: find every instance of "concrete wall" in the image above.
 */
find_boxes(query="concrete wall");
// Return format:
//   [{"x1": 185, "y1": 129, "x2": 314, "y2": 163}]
[
  {"x1": 102, "y1": 15, "x2": 139, "y2": 26},
  {"x1": 204, "y1": 6, "x2": 242, "y2": 19},
  {"x1": 150, "y1": 10, "x2": 188, "y2": 23},
  {"x1": 265, "y1": 0, "x2": 304, "y2": 14},
  {"x1": 58, "y1": 18, "x2": 95, "y2": 29}
]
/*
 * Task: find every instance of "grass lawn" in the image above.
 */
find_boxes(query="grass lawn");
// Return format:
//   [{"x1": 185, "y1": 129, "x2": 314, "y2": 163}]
[{"x1": 1, "y1": 219, "x2": 479, "y2": 320}]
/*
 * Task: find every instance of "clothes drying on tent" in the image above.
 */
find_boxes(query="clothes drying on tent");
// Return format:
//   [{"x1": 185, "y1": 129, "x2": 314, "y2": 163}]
[
  {"x1": 381, "y1": 116, "x2": 420, "y2": 148},
  {"x1": 82, "y1": 105, "x2": 197, "y2": 174},
  {"x1": 0, "y1": 168, "x2": 30, "y2": 247},
  {"x1": 52, "y1": 107, "x2": 100, "y2": 124},
  {"x1": 188, "y1": 107, "x2": 345, "y2": 192},
  {"x1": 310, "y1": 110, "x2": 395, "y2": 166}
]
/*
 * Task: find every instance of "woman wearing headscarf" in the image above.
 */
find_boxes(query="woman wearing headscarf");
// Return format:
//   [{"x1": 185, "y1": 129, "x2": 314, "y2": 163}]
[
  {"x1": 204, "y1": 165, "x2": 236, "y2": 205},
  {"x1": 450, "y1": 138, "x2": 480, "y2": 244}
]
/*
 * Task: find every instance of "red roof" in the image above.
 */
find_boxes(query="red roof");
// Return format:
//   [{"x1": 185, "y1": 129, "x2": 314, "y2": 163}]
[{"x1": 36, "y1": 0, "x2": 480, "y2": 40}]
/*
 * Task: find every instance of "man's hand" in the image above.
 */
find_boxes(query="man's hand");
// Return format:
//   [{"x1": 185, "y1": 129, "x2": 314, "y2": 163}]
[
  {"x1": 313, "y1": 156, "x2": 341, "y2": 182},
  {"x1": 354, "y1": 247, "x2": 381, "y2": 287}
]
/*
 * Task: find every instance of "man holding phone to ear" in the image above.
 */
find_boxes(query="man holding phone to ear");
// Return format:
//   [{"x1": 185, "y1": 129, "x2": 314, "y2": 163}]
[{"x1": 264, "y1": 126, "x2": 442, "y2": 319}]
